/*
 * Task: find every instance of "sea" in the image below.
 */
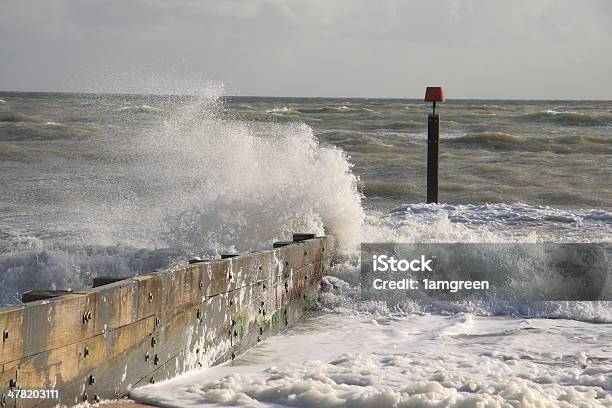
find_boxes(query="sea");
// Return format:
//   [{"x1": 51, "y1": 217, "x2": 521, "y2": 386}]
[{"x1": 0, "y1": 91, "x2": 610, "y2": 407}]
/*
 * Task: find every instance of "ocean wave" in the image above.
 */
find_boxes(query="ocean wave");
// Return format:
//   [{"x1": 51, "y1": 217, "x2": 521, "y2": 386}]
[
  {"x1": 323, "y1": 132, "x2": 396, "y2": 151},
  {"x1": 160, "y1": 119, "x2": 364, "y2": 255},
  {"x1": 118, "y1": 105, "x2": 164, "y2": 114},
  {"x1": 3, "y1": 94, "x2": 610, "y2": 320},
  {"x1": 464, "y1": 104, "x2": 502, "y2": 111},
  {"x1": 298, "y1": 105, "x2": 377, "y2": 114},
  {"x1": 0, "y1": 121, "x2": 91, "y2": 141},
  {"x1": 0, "y1": 93, "x2": 366, "y2": 304},
  {"x1": 44, "y1": 121, "x2": 64, "y2": 127},
  {"x1": 519, "y1": 110, "x2": 612, "y2": 126},
  {"x1": 266, "y1": 106, "x2": 299, "y2": 115},
  {"x1": 361, "y1": 120, "x2": 423, "y2": 131},
  {"x1": 402, "y1": 131, "x2": 467, "y2": 141},
  {"x1": 556, "y1": 134, "x2": 611, "y2": 146},
  {"x1": 466, "y1": 112, "x2": 498, "y2": 116},
  {"x1": 0, "y1": 112, "x2": 42, "y2": 123},
  {"x1": 318, "y1": 276, "x2": 612, "y2": 323},
  {"x1": 449, "y1": 132, "x2": 525, "y2": 146},
  {"x1": 403, "y1": 105, "x2": 431, "y2": 114},
  {"x1": 388, "y1": 202, "x2": 612, "y2": 227},
  {"x1": 0, "y1": 241, "x2": 181, "y2": 306},
  {"x1": 447, "y1": 131, "x2": 611, "y2": 154},
  {"x1": 340, "y1": 135, "x2": 379, "y2": 146},
  {"x1": 134, "y1": 96, "x2": 364, "y2": 256},
  {"x1": 361, "y1": 180, "x2": 414, "y2": 198},
  {"x1": 334, "y1": 203, "x2": 612, "y2": 317}
]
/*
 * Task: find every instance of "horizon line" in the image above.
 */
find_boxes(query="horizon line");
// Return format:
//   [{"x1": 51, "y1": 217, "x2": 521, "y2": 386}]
[{"x1": 0, "y1": 89, "x2": 611, "y2": 102}]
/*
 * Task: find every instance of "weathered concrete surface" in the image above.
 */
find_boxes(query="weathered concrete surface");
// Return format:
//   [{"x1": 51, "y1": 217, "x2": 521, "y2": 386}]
[{"x1": 0, "y1": 236, "x2": 334, "y2": 408}]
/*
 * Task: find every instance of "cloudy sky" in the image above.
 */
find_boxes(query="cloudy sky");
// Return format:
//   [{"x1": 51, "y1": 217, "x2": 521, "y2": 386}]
[{"x1": 1, "y1": 0, "x2": 611, "y2": 99}]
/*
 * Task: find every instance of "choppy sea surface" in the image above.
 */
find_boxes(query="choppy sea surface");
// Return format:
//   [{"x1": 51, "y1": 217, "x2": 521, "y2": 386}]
[{"x1": 0, "y1": 92, "x2": 610, "y2": 406}]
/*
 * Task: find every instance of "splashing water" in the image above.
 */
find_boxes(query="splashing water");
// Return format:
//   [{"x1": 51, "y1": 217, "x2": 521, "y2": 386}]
[
  {"x1": 147, "y1": 97, "x2": 365, "y2": 256},
  {"x1": 0, "y1": 93, "x2": 366, "y2": 304}
]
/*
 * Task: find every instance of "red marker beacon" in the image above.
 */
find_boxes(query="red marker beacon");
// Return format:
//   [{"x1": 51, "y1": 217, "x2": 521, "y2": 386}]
[{"x1": 424, "y1": 86, "x2": 445, "y2": 115}]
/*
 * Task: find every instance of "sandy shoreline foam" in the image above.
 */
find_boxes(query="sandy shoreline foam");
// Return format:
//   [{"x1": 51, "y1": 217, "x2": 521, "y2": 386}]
[{"x1": 131, "y1": 313, "x2": 611, "y2": 407}]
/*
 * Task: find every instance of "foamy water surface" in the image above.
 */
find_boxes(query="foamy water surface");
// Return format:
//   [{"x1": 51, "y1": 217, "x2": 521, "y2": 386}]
[{"x1": 132, "y1": 313, "x2": 611, "y2": 408}]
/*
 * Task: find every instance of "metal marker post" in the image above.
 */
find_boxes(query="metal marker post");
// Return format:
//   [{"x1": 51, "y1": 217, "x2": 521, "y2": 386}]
[
  {"x1": 424, "y1": 87, "x2": 445, "y2": 204},
  {"x1": 427, "y1": 112, "x2": 439, "y2": 203}
]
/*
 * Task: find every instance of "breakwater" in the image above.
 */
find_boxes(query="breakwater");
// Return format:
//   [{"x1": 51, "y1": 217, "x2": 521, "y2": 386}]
[{"x1": 0, "y1": 235, "x2": 334, "y2": 408}]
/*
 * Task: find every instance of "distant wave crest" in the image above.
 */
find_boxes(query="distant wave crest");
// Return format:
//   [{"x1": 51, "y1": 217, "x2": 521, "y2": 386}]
[
  {"x1": 118, "y1": 105, "x2": 164, "y2": 114},
  {"x1": 519, "y1": 110, "x2": 612, "y2": 126},
  {"x1": 299, "y1": 105, "x2": 377, "y2": 114},
  {"x1": 450, "y1": 132, "x2": 525, "y2": 146}
]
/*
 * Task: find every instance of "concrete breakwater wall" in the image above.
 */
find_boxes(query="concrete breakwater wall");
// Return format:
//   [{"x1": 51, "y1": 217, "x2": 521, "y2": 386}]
[{"x1": 0, "y1": 236, "x2": 334, "y2": 408}]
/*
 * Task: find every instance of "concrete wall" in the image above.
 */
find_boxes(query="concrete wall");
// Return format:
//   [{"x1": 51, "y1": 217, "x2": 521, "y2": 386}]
[{"x1": 0, "y1": 236, "x2": 334, "y2": 408}]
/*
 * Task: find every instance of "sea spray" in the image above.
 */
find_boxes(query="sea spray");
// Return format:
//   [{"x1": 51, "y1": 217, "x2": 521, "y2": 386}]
[
  {"x1": 0, "y1": 93, "x2": 366, "y2": 304},
  {"x1": 134, "y1": 96, "x2": 366, "y2": 256},
  {"x1": 0, "y1": 238, "x2": 180, "y2": 305},
  {"x1": 319, "y1": 204, "x2": 611, "y2": 322}
]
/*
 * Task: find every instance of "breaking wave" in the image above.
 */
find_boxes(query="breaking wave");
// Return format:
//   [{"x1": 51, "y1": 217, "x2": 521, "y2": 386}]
[
  {"x1": 317, "y1": 203, "x2": 612, "y2": 322},
  {"x1": 0, "y1": 238, "x2": 181, "y2": 305},
  {"x1": 146, "y1": 98, "x2": 365, "y2": 255},
  {"x1": 0, "y1": 121, "x2": 91, "y2": 142},
  {"x1": 266, "y1": 106, "x2": 300, "y2": 115},
  {"x1": 265, "y1": 105, "x2": 377, "y2": 115},
  {"x1": 0, "y1": 92, "x2": 366, "y2": 304},
  {"x1": 447, "y1": 131, "x2": 611, "y2": 153},
  {"x1": 449, "y1": 132, "x2": 525, "y2": 146},
  {"x1": 388, "y1": 203, "x2": 612, "y2": 227},
  {"x1": 519, "y1": 110, "x2": 612, "y2": 126},
  {"x1": 320, "y1": 271, "x2": 612, "y2": 323},
  {"x1": 464, "y1": 103, "x2": 502, "y2": 111}
]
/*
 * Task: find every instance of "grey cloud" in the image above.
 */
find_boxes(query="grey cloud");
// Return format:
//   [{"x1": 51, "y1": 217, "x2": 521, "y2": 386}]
[{"x1": 0, "y1": 0, "x2": 610, "y2": 98}]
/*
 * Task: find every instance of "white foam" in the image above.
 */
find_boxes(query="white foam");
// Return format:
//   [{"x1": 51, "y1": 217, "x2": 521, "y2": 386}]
[
  {"x1": 0, "y1": 243, "x2": 180, "y2": 306},
  {"x1": 544, "y1": 109, "x2": 581, "y2": 115},
  {"x1": 148, "y1": 97, "x2": 364, "y2": 255},
  {"x1": 266, "y1": 106, "x2": 296, "y2": 114},
  {"x1": 131, "y1": 314, "x2": 612, "y2": 408}
]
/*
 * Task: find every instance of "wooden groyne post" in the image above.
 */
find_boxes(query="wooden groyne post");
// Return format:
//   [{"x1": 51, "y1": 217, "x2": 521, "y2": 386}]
[
  {"x1": 424, "y1": 86, "x2": 445, "y2": 204},
  {"x1": 0, "y1": 234, "x2": 335, "y2": 408}
]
